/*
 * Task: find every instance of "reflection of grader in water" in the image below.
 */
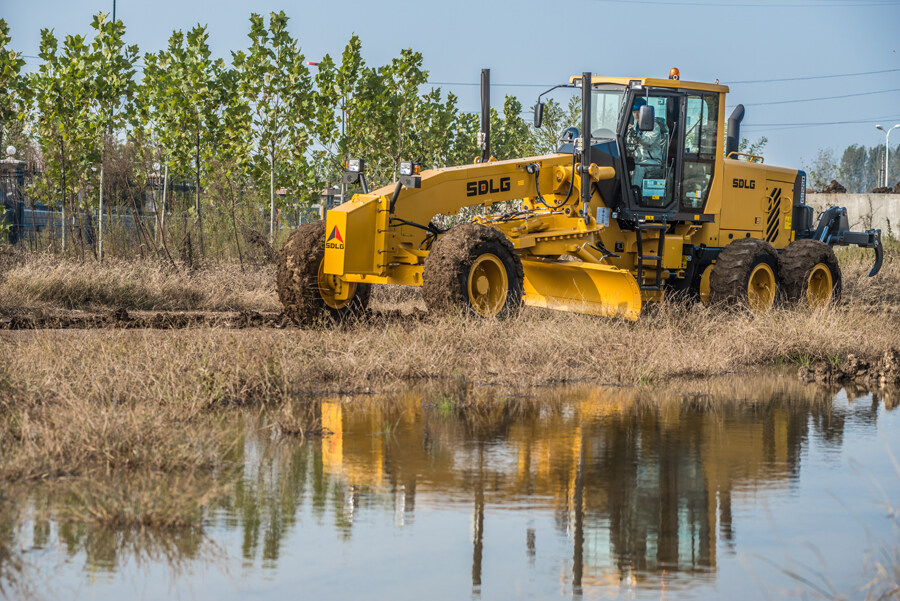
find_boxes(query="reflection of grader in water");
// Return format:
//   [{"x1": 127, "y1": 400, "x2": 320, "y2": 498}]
[{"x1": 317, "y1": 379, "x2": 881, "y2": 591}]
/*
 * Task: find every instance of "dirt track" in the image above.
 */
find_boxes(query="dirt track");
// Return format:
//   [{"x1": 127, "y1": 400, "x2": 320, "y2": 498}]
[{"x1": 0, "y1": 308, "x2": 291, "y2": 330}]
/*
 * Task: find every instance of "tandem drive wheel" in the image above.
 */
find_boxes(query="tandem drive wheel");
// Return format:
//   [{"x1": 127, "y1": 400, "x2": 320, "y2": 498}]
[
  {"x1": 778, "y1": 239, "x2": 842, "y2": 308},
  {"x1": 709, "y1": 238, "x2": 781, "y2": 312},
  {"x1": 276, "y1": 220, "x2": 370, "y2": 325},
  {"x1": 422, "y1": 223, "x2": 524, "y2": 318}
]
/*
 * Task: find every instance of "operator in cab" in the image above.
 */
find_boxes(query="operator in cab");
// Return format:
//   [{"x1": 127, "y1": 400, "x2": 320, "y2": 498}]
[{"x1": 626, "y1": 97, "x2": 668, "y2": 203}]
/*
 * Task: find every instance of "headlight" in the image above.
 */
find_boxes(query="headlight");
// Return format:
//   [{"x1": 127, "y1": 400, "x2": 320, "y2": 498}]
[
  {"x1": 399, "y1": 161, "x2": 420, "y2": 176},
  {"x1": 344, "y1": 158, "x2": 363, "y2": 173}
]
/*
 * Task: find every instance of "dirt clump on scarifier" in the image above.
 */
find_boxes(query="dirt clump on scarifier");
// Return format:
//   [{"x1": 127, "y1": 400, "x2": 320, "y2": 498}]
[
  {"x1": 709, "y1": 238, "x2": 778, "y2": 305},
  {"x1": 778, "y1": 240, "x2": 842, "y2": 304},
  {"x1": 799, "y1": 348, "x2": 900, "y2": 388},
  {"x1": 422, "y1": 223, "x2": 523, "y2": 316}
]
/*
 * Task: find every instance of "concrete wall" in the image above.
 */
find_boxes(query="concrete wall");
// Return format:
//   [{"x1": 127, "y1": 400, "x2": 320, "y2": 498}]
[{"x1": 807, "y1": 193, "x2": 900, "y2": 235}]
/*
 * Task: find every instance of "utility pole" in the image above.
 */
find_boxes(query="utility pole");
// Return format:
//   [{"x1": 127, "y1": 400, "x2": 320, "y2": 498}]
[
  {"x1": 112, "y1": 0, "x2": 116, "y2": 21},
  {"x1": 875, "y1": 124, "x2": 899, "y2": 188}
]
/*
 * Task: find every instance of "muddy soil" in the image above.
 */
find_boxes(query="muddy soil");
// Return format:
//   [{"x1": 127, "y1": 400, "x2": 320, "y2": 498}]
[
  {"x1": 0, "y1": 308, "x2": 291, "y2": 330},
  {"x1": 799, "y1": 349, "x2": 900, "y2": 387},
  {"x1": 0, "y1": 306, "x2": 429, "y2": 330}
]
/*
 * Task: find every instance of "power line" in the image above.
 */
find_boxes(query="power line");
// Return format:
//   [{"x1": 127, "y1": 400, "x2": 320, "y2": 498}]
[
  {"x1": 726, "y1": 67, "x2": 900, "y2": 84},
  {"x1": 590, "y1": 0, "x2": 900, "y2": 6},
  {"x1": 743, "y1": 114, "x2": 900, "y2": 130},
  {"x1": 427, "y1": 81, "x2": 551, "y2": 88},
  {"x1": 741, "y1": 87, "x2": 900, "y2": 106},
  {"x1": 22, "y1": 51, "x2": 900, "y2": 91}
]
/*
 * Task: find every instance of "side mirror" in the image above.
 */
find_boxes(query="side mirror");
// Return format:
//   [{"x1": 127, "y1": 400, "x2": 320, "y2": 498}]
[
  {"x1": 533, "y1": 102, "x2": 544, "y2": 129},
  {"x1": 638, "y1": 105, "x2": 655, "y2": 131}
]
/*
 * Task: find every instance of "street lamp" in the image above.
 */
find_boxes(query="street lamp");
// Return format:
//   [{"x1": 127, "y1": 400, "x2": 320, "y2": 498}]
[{"x1": 875, "y1": 124, "x2": 900, "y2": 188}]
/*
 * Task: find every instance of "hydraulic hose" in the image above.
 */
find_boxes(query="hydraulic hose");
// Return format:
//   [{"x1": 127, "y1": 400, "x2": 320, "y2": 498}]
[{"x1": 532, "y1": 152, "x2": 576, "y2": 210}]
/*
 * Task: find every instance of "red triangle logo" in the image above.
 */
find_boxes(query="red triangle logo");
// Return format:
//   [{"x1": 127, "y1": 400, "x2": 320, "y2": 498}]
[{"x1": 327, "y1": 226, "x2": 343, "y2": 243}]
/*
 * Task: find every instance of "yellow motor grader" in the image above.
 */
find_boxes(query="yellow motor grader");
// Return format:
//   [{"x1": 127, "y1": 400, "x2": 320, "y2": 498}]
[{"x1": 277, "y1": 69, "x2": 882, "y2": 323}]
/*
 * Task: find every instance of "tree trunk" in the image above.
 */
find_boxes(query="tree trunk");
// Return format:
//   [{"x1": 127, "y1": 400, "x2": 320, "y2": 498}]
[
  {"x1": 231, "y1": 179, "x2": 244, "y2": 272},
  {"x1": 195, "y1": 130, "x2": 205, "y2": 257},
  {"x1": 161, "y1": 164, "x2": 168, "y2": 241},
  {"x1": 60, "y1": 141, "x2": 67, "y2": 254},
  {"x1": 98, "y1": 159, "x2": 104, "y2": 263},
  {"x1": 269, "y1": 148, "x2": 275, "y2": 245}
]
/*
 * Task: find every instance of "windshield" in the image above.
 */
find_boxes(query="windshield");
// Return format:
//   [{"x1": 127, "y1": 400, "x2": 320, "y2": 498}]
[{"x1": 591, "y1": 87, "x2": 625, "y2": 139}]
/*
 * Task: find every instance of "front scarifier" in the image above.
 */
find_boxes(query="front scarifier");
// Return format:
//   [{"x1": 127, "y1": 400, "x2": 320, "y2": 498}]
[{"x1": 277, "y1": 220, "x2": 370, "y2": 325}]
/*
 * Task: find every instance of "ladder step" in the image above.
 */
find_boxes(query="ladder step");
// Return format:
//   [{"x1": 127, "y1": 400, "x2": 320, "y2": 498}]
[
  {"x1": 637, "y1": 223, "x2": 667, "y2": 230},
  {"x1": 639, "y1": 285, "x2": 661, "y2": 291},
  {"x1": 640, "y1": 255, "x2": 662, "y2": 261}
]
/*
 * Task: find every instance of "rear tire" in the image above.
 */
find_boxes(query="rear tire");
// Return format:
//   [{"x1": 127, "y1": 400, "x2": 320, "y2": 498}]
[
  {"x1": 276, "y1": 220, "x2": 370, "y2": 325},
  {"x1": 778, "y1": 240, "x2": 842, "y2": 308},
  {"x1": 422, "y1": 223, "x2": 524, "y2": 318},
  {"x1": 709, "y1": 238, "x2": 780, "y2": 312}
]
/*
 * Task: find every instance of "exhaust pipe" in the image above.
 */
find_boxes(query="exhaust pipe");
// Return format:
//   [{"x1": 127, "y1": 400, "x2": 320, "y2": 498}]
[
  {"x1": 725, "y1": 104, "x2": 744, "y2": 158},
  {"x1": 580, "y1": 72, "x2": 592, "y2": 223},
  {"x1": 479, "y1": 68, "x2": 490, "y2": 163}
]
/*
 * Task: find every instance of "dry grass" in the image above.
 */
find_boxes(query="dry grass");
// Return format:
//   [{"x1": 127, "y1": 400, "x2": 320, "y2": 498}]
[
  {"x1": 0, "y1": 393, "x2": 236, "y2": 482},
  {"x1": 0, "y1": 249, "x2": 895, "y2": 396},
  {"x1": 0, "y1": 254, "x2": 278, "y2": 312},
  {"x1": 0, "y1": 289, "x2": 897, "y2": 402},
  {"x1": 0, "y1": 247, "x2": 894, "y2": 547}
]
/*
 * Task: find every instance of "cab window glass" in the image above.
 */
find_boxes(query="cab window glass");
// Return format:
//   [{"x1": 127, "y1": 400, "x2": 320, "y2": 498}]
[
  {"x1": 625, "y1": 93, "x2": 675, "y2": 208},
  {"x1": 682, "y1": 94, "x2": 718, "y2": 209}
]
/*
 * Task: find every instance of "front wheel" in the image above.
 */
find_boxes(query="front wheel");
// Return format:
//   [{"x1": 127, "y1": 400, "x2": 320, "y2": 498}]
[
  {"x1": 422, "y1": 223, "x2": 524, "y2": 318},
  {"x1": 276, "y1": 220, "x2": 370, "y2": 325}
]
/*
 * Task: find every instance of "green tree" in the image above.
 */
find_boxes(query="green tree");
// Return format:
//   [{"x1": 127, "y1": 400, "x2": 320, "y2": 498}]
[
  {"x1": 839, "y1": 144, "x2": 868, "y2": 193},
  {"x1": 215, "y1": 64, "x2": 252, "y2": 264},
  {"x1": 0, "y1": 19, "x2": 26, "y2": 151},
  {"x1": 312, "y1": 35, "x2": 365, "y2": 193},
  {"x1": 738, "y1": 135, "x2": 768, "y2": 158},
  {"x1": 416, "y1": 88, "x2": 477, "y2": 169},
  {"x1": 804, "y1": 147, "x2": 839, "y2": 191},
  {"x1": 490, "y1": 96, "x2": 534, "y2": 160},
  {"x1": 29, "y1": 28, "x2": 95, "y2": 254},
  {"x1": 141, "y1": 26, "x2": 224, "y2": 259},
  {"x1": 232, "y1": 11, "x2": 315, "y2": 243},
  {"x1": 353, "y1": 48, "x2": 430, "y2": 186},
  {"x1": 532, "y1": 97, "x2": 580, "y2": 155},
  {"x1": 86, "y1": 12, "x2": 138, "y2": 261}
]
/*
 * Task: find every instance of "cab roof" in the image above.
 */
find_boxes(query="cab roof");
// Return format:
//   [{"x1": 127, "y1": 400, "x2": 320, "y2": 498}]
[{"x1": 568, "y1": 76, "x2": 729, "y2": 94}]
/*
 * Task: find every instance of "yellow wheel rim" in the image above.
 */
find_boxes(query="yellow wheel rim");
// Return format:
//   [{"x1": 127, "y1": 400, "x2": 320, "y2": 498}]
[
  {"x1": 747, "y1": 263, "x2": 777, "y2": 313},
  {"x1": 317, "y1": 260, "x2": 356, "y2": 310},
  {"x1": 806, "y1": 263, "x2": 833, "y2": 308},
  {"x1": 699, "y1": 265, "x2": 714, "y2": 305},
  {"x1": 467, "y1": 254, "x2": 509, "y2": 317}
]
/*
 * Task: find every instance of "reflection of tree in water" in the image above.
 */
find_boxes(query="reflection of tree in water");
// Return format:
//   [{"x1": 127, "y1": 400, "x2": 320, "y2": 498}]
[
  {"x1": 206, "y1": 380, "x2": 894, "y2": 592},
  {"x1": 12, "y1": 379, "x2": 882, "y2": 594}
]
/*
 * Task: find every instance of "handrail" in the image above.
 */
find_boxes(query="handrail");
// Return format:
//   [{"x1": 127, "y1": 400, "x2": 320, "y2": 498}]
[{"x1": 726, "y1": 151, "x2": 764, "y2": 164}]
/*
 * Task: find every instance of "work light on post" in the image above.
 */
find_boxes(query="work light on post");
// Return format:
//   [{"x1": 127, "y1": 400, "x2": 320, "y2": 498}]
[
  {"x1": 342, "y1": 158, "x2": 369, "y2": 194},
  {"x1": 344, "y1": 158, "x2": 364, "y2": 173},
  {"x1": 399, "y1": 161, "x2": 420, "y2": 177}
]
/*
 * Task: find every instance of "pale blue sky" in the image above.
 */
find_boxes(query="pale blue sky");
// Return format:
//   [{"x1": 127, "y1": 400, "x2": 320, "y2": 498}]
[{"x1": 5, "y1": 0, "x2": 900, "y2": 169}]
